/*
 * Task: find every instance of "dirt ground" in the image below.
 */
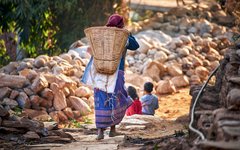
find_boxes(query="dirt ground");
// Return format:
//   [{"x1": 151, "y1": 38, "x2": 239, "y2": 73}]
[{"x1": 156, "y1": 88, "x2": 191, "y2": 120}]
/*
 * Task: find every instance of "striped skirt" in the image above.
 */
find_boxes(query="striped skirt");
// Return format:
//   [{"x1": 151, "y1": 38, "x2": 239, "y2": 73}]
[{"x1": 94, "y1": 70, "x2": 132, "y2": 128}]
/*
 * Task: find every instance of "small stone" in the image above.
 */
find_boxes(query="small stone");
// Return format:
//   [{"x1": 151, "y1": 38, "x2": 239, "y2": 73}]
[
  {"x1": 57, "y1": 111, "x2": 69, "y2": 122},
  {"x1": 62, "y1": 87, "x2": 71, "y2": 97},
  {"x1": 23, "y1": 131, "x2": 40, "y2": 140},
  {"x1": 1, "y1": 98, "x2": 18, "y2": 109},
  {"x1": 19, "y1": 69, "x2": 38, "y2": 81},
  {"x1": 190, "y1": 75, "x2": 201, "y2": 85},
  {"x1": 9, "y1": 90, "x2": 19, "y2": 99},
  {"x1": 0, "y1": 105, "x2": 10, "y2": 117},
  {"x1": 0, "y1": 87, "x2": 11, "y2": 100},
  {"x1": 23, "y1": 88, "x2": 34, "y2": 96},
  {"x1": 30, "y1": 95, "x2": 43, "y2": 109},
  {"x1": 59, "y1": 53, "x2": 72, "y2": 63},
  {"x1": 31, "y1": 74, "x2": 49, "y2": 93},
  {"x1": 188, "y1": 27, "x2": 197, "y2": 33},
  {"x1": 63, "y1": 107, "x2": 74, "y2": 119},
  {"x1": 177, "y1": 48, "x2": 189, "y2": 57},
  {"x1": 16, "y1": 92, "x2": 31, "y2": 109},
  {"x1": 49, "y1": 111, "x2": 59, "y2": 122},
  {"x1": 33, "y1": 57, "x2": 46, "y2": 68},
  {"x1": 154, "y1": 51, "x2": 168, "y2": 63},
  {"x1": 40, "y1": 88, "x2": 54, "y2": 101},
  {"x1": 195, "y1": 66, "x2": 209, "y2": 81}
]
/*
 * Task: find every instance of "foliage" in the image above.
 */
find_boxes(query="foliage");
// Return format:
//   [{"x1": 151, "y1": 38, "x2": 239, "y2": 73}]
[
  {"x1": 0, "y1": 37, "x2": 10, "y2": 67},
  {"x1": 12, "y1": 106, "x2": 23, "y2": 116},
  {"x1": 0, "y1": 0, "x2": 60, "y2": 63},
  {"x1": 0, "y1": 0, "x2": 123, "y2": 66},
  {"x1": 69, "y1": 119, "x2": 83, "y2": 128},
  {"x1": 82, "y1": 116, "x2": 93, "y2": 124},
  {"x1": 51, "y1": 0, "x2": 122, "y2": 51},
  {"x1": 60, "y1": 116, "x2": 93, "y2": 128}
]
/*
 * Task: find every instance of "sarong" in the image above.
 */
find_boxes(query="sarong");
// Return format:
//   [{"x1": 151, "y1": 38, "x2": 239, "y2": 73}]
[{"x1": 94, "y1": 70, "x2": 132, "y2": 128}]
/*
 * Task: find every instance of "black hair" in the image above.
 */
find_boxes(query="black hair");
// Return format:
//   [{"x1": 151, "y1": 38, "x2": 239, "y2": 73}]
[
  {"x1": 144, "y1": 82, "x2": 154, "y2": 93},
  {"x1": 127, "y1": 86, "x2": 139, "y2": 100}
]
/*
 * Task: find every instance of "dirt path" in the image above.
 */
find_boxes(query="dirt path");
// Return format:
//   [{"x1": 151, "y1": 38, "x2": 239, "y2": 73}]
[{"x1": 42, "y1": 88, "x2": 191, "y2": 150}]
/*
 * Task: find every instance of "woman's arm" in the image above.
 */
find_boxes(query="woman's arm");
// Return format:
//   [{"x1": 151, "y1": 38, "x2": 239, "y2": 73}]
[{"x1": 126, "y1": 34, "x2": 139, "y2": 50}]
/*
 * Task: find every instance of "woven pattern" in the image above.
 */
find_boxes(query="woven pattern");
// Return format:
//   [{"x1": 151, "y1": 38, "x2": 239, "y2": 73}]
[{"x1": 84, "y1": 27, "x2": 129, "y2": 74}]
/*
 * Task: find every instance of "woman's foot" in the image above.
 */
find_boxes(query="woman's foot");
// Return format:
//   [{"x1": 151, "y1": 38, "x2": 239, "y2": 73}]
[
  {"x1": 109, "y1": 125, "x2": 120, "y2": 137},
  {"x1": 96, "y1": 128, "x2": 104, "y2": 140}
]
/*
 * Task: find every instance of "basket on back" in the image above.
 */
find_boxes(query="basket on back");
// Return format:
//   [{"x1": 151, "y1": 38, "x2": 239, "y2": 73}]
[{"x1": 84, "y1": 27, "x2": 129, "y2": 75}]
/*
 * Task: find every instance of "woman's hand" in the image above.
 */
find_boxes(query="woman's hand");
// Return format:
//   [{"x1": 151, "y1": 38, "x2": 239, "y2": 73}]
[{"x1": 87, "y1": 46, "x2": 93, "y2": 55}]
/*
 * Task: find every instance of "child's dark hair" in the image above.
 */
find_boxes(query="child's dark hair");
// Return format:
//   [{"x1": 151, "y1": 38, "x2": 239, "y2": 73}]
[
  {"x1": 127, "y1": 86, "x2": 139, "y2": 100},
  {"x1": 144, "y1": 82, "x2": 154, "y2": 93}
]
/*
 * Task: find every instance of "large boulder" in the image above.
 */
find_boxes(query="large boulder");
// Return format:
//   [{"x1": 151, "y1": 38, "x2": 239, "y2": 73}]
[
  {"x1": 125, "y1": 73, "x2": 153, "y2": 89},
  {"x1": 31, "y1": 74, "x2": 49, "y2": 93},
  {"x1": 69, "y1": 96, "x2": 91, "y2": 116},
  {"x1": 75, "y1": 86, "x2": 92, "y2": 98},
  {"x1": 22, "y1": 109, "x2": 51, "y2": 121},
  {"x1": 195, "y1": 66, "x2": 209, "y2": 81},
  {"x1": 142, "y1": 61, "x2": 166, "y2": 82},
  {"x1": 167, "y1": 64, "x2": 183, "y2": 77},
  {"x1": 171, "y1": 75, "x2": 189, "y2": 88},
  {"x1": 156, "y1": 80, "x2": 176, "y2": 94},
  {"x1": 50, "y1": 83, "x2": 67, "y2": 111},
  {"x1": 136, "y1": 38, "x2": 152, "y2": 54},
  {"x1": 0, "y1": 73, "x2": 28, "y2": 88}
]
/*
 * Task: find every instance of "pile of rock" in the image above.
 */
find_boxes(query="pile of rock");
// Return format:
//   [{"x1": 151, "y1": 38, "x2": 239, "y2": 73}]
[
  {"x1": 190, "y1": 46, "x2": 240, "y2": 149},
  {"x1": 0, "y1": 109, "x2": 74, "y2": 145},
  {"x1": 124, "y1": 2, "x2": 234, "y2": 95},
  {"x1": 0, "y1": 53, "x2": 93, "y2": 124}
]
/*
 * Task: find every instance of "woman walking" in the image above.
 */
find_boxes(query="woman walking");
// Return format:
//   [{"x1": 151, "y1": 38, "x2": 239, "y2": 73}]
[{"x1": 82, "y1": 14, "x2": 139, "y2": 140}]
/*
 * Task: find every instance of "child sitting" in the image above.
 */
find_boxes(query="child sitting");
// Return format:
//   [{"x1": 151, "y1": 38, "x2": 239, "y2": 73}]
[
  {"x1": 126, "y1": 86, "x2": 142, "y2": 116},
  {"x1": 141, "y1": 82, "x2": 159, "y2": 115}
]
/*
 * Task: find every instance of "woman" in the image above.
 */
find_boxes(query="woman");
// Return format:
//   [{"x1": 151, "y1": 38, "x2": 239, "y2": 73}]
[{"x1": 82, "y1": 14, "x2": 139, "y2": 140}]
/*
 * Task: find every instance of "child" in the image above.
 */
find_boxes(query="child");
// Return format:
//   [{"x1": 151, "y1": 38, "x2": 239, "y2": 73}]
[
  {"x1": 141, "y1": 82, "x2": 159, "y2": 115},
  {"x1": 126, "y1": 86, "x2": 142, "y2": 116}
]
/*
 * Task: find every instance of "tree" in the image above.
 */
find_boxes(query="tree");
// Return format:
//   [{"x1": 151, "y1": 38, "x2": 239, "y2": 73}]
[
  {"x1": 0, "y1": 0, "x2": 126, "y2": 67},
  {"x1": 51, "y1": 0, "x2": 122, "y2": 50},
  {"x1": 0, "y1": 0, "x2": 59, "y2": 64}
]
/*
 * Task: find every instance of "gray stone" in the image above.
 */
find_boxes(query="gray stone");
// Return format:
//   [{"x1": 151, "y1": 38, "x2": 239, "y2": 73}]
[
  {"x1": 0, "y1": 87, "x2": 11, "y2": 100},
  {"x1": 1, "y1": 98, "x2": 18, "y2": 108}
]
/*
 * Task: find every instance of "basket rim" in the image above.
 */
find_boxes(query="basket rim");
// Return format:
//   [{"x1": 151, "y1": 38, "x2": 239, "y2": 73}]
[{"x1": 84, "y1": 26, "x2": 130, "y2": 35}]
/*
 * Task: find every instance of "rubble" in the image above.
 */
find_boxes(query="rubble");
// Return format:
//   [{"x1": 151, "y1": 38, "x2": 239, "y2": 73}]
[{"x1": 121, "y1": 2, "x2": 235, "y2": 95}]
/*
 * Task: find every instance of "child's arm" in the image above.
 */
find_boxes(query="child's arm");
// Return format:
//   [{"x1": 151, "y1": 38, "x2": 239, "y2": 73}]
[
  {"x1": 154, "y1": 97, "x2": 159, "y2": 110},
  {"x1": 141, "y1": 99, "x2": 152, "y2": 106}
]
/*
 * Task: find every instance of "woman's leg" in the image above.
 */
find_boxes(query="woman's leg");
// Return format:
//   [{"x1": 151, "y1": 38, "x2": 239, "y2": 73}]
[
  {"x1": 96, "y1": 128, "x2": 104, "y2": 140},
  {"x1": 109, "y1": 125, "x2": 116, "y2": 137}
]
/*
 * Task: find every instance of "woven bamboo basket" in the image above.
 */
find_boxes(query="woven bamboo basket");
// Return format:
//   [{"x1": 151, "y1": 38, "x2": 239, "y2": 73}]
[{"x1": 84, "y1": 26, "x2": 129, "y2": 74}]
